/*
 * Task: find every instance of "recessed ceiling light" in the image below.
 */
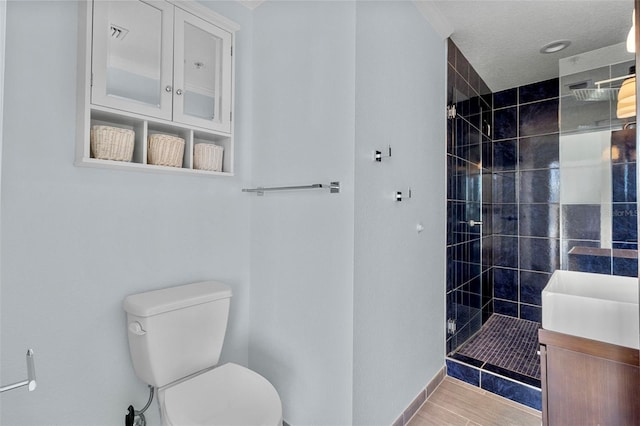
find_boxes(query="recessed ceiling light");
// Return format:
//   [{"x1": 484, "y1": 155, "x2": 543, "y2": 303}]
[{"x1": 540, "y1": 40, "x2": 571, "y2": 54}]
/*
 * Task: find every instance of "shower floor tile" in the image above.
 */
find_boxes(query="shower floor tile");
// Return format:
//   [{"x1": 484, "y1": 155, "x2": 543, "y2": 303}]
[{"x1": 454, "y1": 314, "x2": 541, "y2": 386}]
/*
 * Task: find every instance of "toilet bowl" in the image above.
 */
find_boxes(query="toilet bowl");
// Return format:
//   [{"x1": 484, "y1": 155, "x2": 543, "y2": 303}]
[
  {"x1": 160, "y1": 363, "x2": 282, "y2": 426},
  {"x1": 123, "y1": 281, "x2": 282, "y2": 426}
]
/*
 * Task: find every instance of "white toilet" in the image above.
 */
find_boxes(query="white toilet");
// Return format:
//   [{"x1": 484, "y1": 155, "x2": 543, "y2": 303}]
[{"x1": 123, "y1": 281, "x2": 282, "y2": 426}]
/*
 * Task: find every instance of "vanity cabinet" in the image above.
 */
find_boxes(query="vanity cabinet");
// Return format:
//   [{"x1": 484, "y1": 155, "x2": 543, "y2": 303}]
[
  {"x1": 76, "y1": 0, "x2": 238, "y2": 176},
  {"x1": 539, "y1": 329, "x2": 640, "y2": 426}
]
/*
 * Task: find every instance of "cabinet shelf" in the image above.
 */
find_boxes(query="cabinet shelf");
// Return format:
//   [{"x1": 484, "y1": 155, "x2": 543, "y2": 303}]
[
  {"x1": 76, "y1": 0, "x2": 238, "y2": 178},
  {"x1": 79, "y1": 106, "x2": 234, "y2": 176}
]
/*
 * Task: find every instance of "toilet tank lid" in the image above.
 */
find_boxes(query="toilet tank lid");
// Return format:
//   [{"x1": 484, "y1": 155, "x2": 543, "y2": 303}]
[{"x1": 123, "y1": 281, "x2": 232, "y2": 317}]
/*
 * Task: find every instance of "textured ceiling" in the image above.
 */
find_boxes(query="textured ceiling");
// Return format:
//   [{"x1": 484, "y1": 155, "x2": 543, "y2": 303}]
[
  {"x1": 236, "y1": 0, "x2": 634, "y2": 92},
  {"x1": 425, "y1": 1, "x2": 634, "y2": 92}
]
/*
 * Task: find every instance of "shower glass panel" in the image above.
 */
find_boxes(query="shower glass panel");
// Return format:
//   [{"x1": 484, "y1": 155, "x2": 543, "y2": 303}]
[
  {"x1": 446, "y1": 40, "x2": 493, "y2": 354},
  {"x1": 558, "y1": 44, "x2": 638, "y2": 277}
]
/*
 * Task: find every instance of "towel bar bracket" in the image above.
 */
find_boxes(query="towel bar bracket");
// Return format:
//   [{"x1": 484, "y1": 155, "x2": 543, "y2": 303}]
[{"x1": 0, "y1": 349, "x2": 37, "y2": 394}]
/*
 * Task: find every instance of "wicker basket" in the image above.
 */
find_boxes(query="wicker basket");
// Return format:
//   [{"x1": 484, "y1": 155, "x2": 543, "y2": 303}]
[
  {"x1": 90, "y1": 125, "x2": 135, "y2": 162},
  {"x1": 193, "y1": 143, "x2": 224, "y2": 172},
  {"x1": 147, "y1": 134, "x2": 185, "y2": 168}
]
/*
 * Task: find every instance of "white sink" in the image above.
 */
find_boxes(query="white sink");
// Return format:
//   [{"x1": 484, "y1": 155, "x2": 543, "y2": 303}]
[{"x1": 542, "y1": 270, "x2": 639, "y2": 349}]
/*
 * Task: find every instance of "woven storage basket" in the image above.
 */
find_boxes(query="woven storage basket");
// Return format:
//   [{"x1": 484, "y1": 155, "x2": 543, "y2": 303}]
[
  {"x1": 90, "y1": 125, "x2": 135, "y2": 162},
  {"x1": 148, "y1": 134, "x2": 185, "y2": 168},
  {"x1": 193, "y1": 143, "x2": 224, "y2": 172}
]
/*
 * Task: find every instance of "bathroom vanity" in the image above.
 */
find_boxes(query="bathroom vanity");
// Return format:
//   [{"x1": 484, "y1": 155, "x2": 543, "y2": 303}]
[
  {"x1": 539, "y1": 270, "x2": 640, "y2": 425},
  {"x1": 539, "y1": 329, "x2": 639, "y2": 425}
]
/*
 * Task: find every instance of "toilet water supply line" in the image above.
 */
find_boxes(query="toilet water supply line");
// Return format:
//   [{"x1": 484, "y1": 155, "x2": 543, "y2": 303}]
[{"x1": 125, "y1": 385, "x2": 154, "y2": 426}]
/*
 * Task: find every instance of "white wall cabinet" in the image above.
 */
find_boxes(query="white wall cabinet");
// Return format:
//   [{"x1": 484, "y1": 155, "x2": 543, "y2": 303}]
[{"x1": 76, "y1": 0, "x2": 238, "y2": 176}]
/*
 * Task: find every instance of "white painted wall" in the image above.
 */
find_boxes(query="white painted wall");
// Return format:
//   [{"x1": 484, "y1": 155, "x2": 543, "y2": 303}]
[
  {"x1": 249, "y1": 1, "x2": 356, "y2": 424},
  {"x1": 0, "y1": 1, "x2": 253, "y2": 424},
  {"x1": 1, "y1": 1, "x2": 446, "y2": 424},
  {"x1": 352, "y1": 2, "x2": 446, "y2": 424},
  {"x1": 249, "y1": 1, "x2": 445, "y2": 424}
]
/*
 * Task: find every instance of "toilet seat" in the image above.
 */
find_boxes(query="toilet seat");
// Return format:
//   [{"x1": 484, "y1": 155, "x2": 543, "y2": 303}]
[{"x1": 162, "y1": 363, "x2": 282, "y2": 426}]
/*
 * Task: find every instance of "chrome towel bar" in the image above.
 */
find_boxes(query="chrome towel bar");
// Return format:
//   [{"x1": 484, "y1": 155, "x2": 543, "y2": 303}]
[
  {"x1": 0, "y1": 349, "x2": 37, "y2": 393},
  {"x1": 242, "y1": 182, "x2": 340, "y2": 196}
]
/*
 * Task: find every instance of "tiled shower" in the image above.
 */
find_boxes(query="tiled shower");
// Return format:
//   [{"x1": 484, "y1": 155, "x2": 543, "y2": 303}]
[{"x1": 445, "y1": 38, "x2": 638, "y2": 410}]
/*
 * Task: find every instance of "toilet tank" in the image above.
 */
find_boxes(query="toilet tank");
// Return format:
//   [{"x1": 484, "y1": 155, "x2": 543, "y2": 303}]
[{"x1": 123, "y1": 281, "x2": 232, "y2": 388}]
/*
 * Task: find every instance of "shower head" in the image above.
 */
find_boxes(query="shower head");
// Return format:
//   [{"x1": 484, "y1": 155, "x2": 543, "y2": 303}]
[{"x1": 571, "y1": 87, "x2": 619, "y2": 102}]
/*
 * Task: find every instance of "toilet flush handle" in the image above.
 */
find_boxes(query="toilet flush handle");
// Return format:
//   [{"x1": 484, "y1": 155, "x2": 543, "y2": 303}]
[{"x1": 128, "y1": 322, "x2": 146, "y2": 336}]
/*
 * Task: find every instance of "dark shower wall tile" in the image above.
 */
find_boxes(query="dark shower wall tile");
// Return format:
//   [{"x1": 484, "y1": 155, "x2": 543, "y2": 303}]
[
  {"x1": 482, "y1": 110, "x2": 492, "y2": 138},
  {"x1": 568, "y1": 252, "x2": 611, "y2": 275},
  {"x1": 494, "y1": 236, "x2": 518, "y2": 268},
  {"x1": 450, "y1": 158, "x2": 474, "y2": 202},
  {"x1": 480, "y1": 372, "x2": 542, "y2": 411},
  {"x1": 447, "y1": 38, "x2": 457, "y2": 66},
  {"x1": 518, "y1": 134, "x2": 559, "y2": 170},
  {"x1": 612, "y1": 256, "x2": 638, "y2": 277},
  {"x1": 482, "y1": 139, "x2": 493, "y2": 170},
  {"x1": 520, "y1": 305, "x2": 541, "y2": 323},
  {"x1": 519, "y1": 99, "x2": 559, "y2": 137},
  {"x1": 519, "y1": 237, "x2": 559, "y2": 273},
  {"x1": 482, "y1": 269, "x2": 494, "y2": 304},
  {"x1": 482, "y1": 203, "x2": 494, "y2": 236},
  {"x1": 493, "y1": 140, "x2": 517, "y2": 171},
  {"x1": 447, "y1": 64, "x2": 456, "y2": 106},
  {"x1": 493, "y1": 172, "x2": 517, "y2": 203},
  {"x1": 494, "y1": 107, "x2": 518, "y2": 140},
  {"x1": 447, "y1": 156, "x2": 455, "y2": 200},
  {"x1": 494, "y1": 299, "x2": 518, "y2": 317},
  {"x1": 446, "y1": 201, "x2": 460, "y2": 244},
  {"x1": 612, "y1": 203, "x2": 638, "y2": 243},
  {"x1": 456, "y1": 117, "x2": 469, "y2": 149},
  {"x1": 611, "y1": 128, "x2": 636, "y2": 163},
  {"x1": 458, "y1": 143, "x2": 481, "y2": 167},
  {"x1": 494, "y1": 267, "x2": 518, "y2": 301},
  {"x1": 482, "y1": 235, "x2": 493, "y2": 268},
  {"x1": 519, "y1": 204, "x2": 559, "y2": 238},
  {"x1": 520, "y1": 271, "x2": 550, "y2": 305},
  {"x1": 493, "y1": 88, "x2": 517, "y2": 109},
  {"x1": 446, "y1": 247, "x2": 455, "y2": 291},
  {"x1": 446, "y1": 359, "x2": 480, "y2": 387},
  {"x1": 562, "y1": 204, "x2": 601, "y2": 240},
  {"x1": 613, "y1": 242, "x2": 638, "y2": 250},
  {"x1": 447, "y1": 118, "x2": 456, "y2": 154},
  {"x1": 455, "y1": 47, "x2": 470, "y2": 83},
  {"x1": 469, "y1": 272, "x2": 482, "y2": 295},
  {"x1": 519, "y1": 169, "x2": 559, "y2": 203},
  {"x1": 469, "y1": 237, "x2": 482, "y2": 264},
  {"x1": 493, "y1": 204, "x2": 518, "y2": 235},
  {"x1": 469, "y1": 68, "x2": 480, "y2": 97},
  {"x1": 612, "y1": 163, "x2": 637, "y2": 203},
  {"x1": 519, "y1": 78, "x2": 559, "y2": 104},
  {"x1": 455, "y1": 73, "x2": 471, "y2": 118}
]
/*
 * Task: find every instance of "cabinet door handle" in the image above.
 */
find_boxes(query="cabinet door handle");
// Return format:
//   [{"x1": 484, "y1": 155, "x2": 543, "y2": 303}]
[
  {"x1": 176, "y1": 89, "x2": 183, "y2": 96},
  {"x1": 165, "y1": 85, "x2": 172, "y2": 93}
]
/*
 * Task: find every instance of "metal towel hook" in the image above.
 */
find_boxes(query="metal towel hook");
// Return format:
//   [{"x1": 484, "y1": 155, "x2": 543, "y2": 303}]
[{"x1": 0, "y1": 349, "x2": 37, "y2": 393}]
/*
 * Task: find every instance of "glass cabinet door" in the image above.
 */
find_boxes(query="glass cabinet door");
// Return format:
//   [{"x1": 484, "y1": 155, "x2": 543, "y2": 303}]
[
  {"x1": 173, "y1": 8, "x2": 233, "y2": 133},
  {"x1": 91, "y1": 0, "x2": 174, "y2": 120}
]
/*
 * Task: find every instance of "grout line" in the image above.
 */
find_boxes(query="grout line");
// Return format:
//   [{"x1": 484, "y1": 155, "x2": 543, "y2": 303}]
[{"x1": 423, "y1": 399, "x2": 475, "y2": 425}]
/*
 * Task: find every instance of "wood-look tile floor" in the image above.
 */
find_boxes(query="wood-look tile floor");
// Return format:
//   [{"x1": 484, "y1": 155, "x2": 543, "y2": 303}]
[{"x1": 407, "y1": 377, "x2": 541, "y2": 426}]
